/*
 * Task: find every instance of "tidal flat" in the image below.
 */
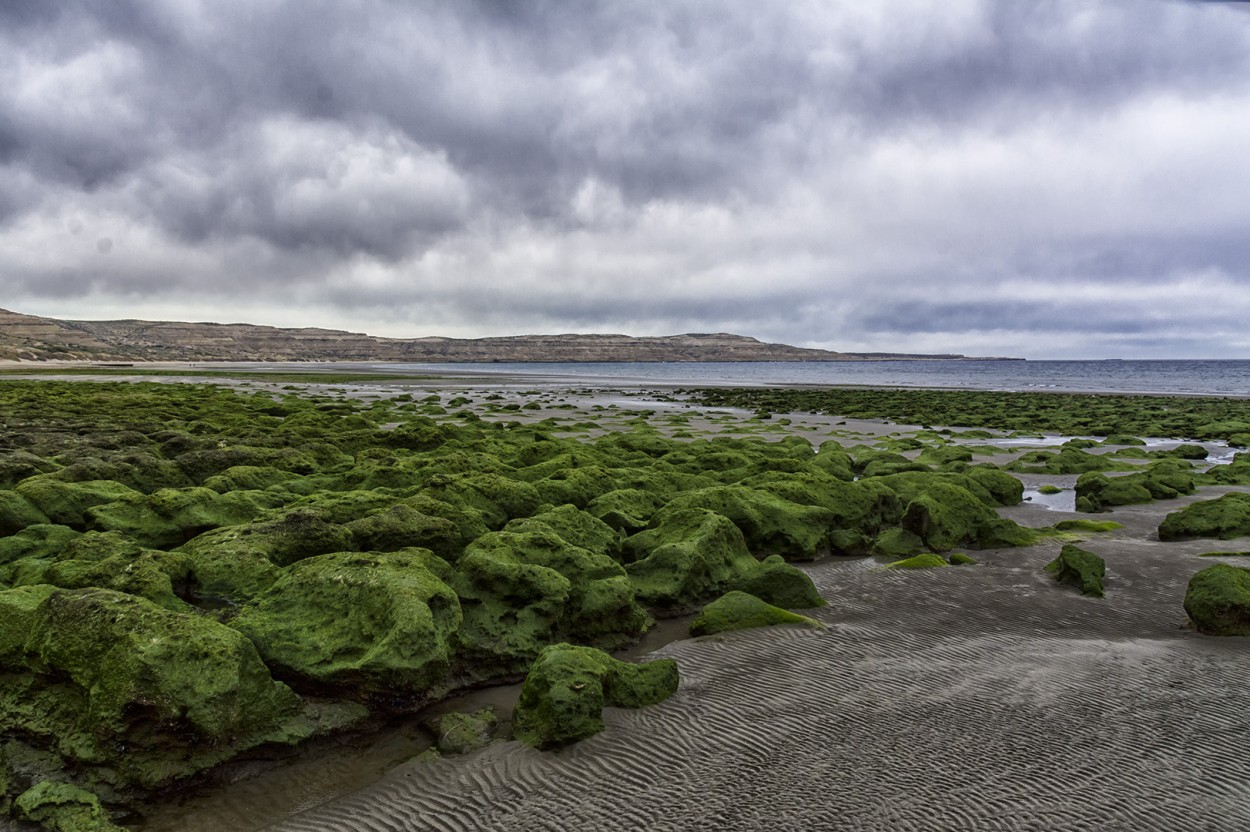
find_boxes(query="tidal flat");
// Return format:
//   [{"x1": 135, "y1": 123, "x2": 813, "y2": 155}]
[{"x1": 1, "y1": 367, "x2": 1249, "y2": 831}]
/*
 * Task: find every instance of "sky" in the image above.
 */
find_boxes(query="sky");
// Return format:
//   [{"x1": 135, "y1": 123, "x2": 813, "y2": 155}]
[{"x1": 1, "y1": 0, "x2": 1249, "y2": 360}]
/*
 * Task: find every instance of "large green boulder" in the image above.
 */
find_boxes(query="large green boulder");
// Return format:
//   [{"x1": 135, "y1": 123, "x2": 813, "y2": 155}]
[
  {"x1": 343, "y1": 502, "x2": 462, "y2": 556},
  {"x1": 505, "y1": 504, "x2": 622, "y2": 560},
  {"x1": 1044, "y1": 544, "x2": 1106, "y2": 597},
  {"x1": 457, "y1": 527, "x2": 650, "y2": 658},
  {"x1": 890, "y1": 478, "x2": 1032, "y2": 552},
  {"x1": 730, "y1": 555, "x2": 825, "y2": 609},
  {"x1": 1159, "y1": 492, "x2": 1250, "y2": 541},
  {"x1": 653, "y1": 485, "x2": 834, "y2": 561},
  {"x1": 512, "y1": 643, "x2": 679, "y2": 750},
  {"x1": 0, "y1": 586, "x2": 309, "y2": 789},
  {"x1": 12, "y1": 531, "x2": 191, "y2": 612},
  {"x1": 0, "y1": 489, "x2": 50, "y2": 536},
  {"x1": 689, "y1": 591, "x2": 820, "y2": 637},
  {"x1": 230, "y1": 549, "x2": 461, "y2": 698},
  {"x1": 0, "y1": 524, "x2": 80, "y2": 567},
  {"x1": 621, "y1": 509, "x2": 758, "y2": 610},
  {"x1": 85, "y1": 487, "x2": 283, "y2": 549},
  {"x1": 420, "y1": 473, "x2": 543, "y2": 529},
  {"x1": 13, "y1": 479, "x2": 139, "y2": 530},
  {"x1": 13, "y1": 781, "x2": 124, "y2": 832},
  {"x1": 1184, "y1": 563, "x2": 1250, "y2": 635},
  {"x1": 585, "y1": 488, "x2": 669, "y2": 534}
]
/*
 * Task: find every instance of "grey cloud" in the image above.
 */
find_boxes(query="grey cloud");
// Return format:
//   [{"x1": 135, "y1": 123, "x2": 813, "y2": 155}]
[{"x1": 1, "y1": 1, "x2": 1249, "y2": 357}]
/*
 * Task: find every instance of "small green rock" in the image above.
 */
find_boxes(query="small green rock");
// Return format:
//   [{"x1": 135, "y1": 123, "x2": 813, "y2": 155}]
[
  {"x1": 1044, "y1": 544, "x2": 1106, "y2": 597},
  {"x1": 512, "y1": 644, "x2": 679, "y2": 750},
  {"x1": 884, "y1": 554, "x2": 949, "y2": 570},
  {"x1": 947, "y1": 553, "x2": 978, "y2": 566},
  {"x1": 689, "y1": 590, "x2": 821, "y2": 636}
]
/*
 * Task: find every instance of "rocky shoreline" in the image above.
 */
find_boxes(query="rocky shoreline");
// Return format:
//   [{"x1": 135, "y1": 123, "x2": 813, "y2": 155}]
[{"x1": 1, "y1": 371, "x2": 1248, "y2": 831}]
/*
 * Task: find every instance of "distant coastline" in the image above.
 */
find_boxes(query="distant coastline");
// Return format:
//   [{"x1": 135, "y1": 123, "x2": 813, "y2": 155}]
[{"x1": 0, "y1": 307, "x2": 1014, "y2": 364}]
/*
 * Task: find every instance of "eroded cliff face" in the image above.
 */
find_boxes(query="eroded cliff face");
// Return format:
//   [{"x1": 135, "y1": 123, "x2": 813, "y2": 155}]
[{"x1": 0, "y1": 308, "x2": 963, "y2": 362}]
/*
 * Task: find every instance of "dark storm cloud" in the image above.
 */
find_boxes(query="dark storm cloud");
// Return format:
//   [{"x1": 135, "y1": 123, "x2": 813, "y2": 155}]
[{"x1": 2, "y1": 0, "x2": 1250, "y2": 357}]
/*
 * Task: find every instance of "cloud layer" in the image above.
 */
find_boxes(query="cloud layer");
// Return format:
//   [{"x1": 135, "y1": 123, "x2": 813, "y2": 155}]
[{"x1": 2, "y1": 0, "x2": 1248, "y2": 358}]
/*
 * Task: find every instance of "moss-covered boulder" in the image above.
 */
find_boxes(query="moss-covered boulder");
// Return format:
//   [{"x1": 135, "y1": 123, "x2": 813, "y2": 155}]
[
  {"x1": 1159, "y1": 492, "x2": 1250, "y2": 541},
  {"x1": 0, "y1": 489, "x2": 51, "y2": 536},
  {"x1": 584, "y1": 488, "x2": 669, "y2": 534},
  {"x1": 230, "y1": 549, "x2": 461, "y2": 698},
  {"x1": 1184, "y1": 563, "x2": 1250, "y2": 635},
  {"x1": 511, "y1": 644, "x2": 679, "y2": 750},
  {"x1": 420, "y1": 473, "x2": 542, "y2": 530},
  {"x1": 653, "y1": 485, "x2": 833, "y2": 561},
  {"x1": 0, "y1": 524, "x2": 80, "y2": 568},
  {"x1": 505, "y1": 504, "x2": 622, "y2": 561},
  {"x1": 689, "y1": 591, "x2": 820, "y2": 636},
  {"x1": 12, "y1": 531, "x2": 192, "y2": 613},
  {"x1": 1044, "y1": 544, "x2": 1106, "y2": 597},
  {"x1": 342, "y1": 502, "x2": 462, "y2": 556},
  {"x1": 427, "y1": 707, "x2": 498, "y2": 755},
  {"x1": 621, "y1": 509, "x2": 758, "y2": 611},
  {"x1": 457, "y1": 527, "x2": 650, "y2": 658},
  {"x1": 948, "y1": 552, "x2": 978, "y2": 565},
  {"x1": 0, "y1": 585, "x2": 310, "y2": 790},
  {"x1": 13, "y1": 781, "x2": 124, "y2": 832},
  {"x1": 13, "y1": 479, "x2": 140, "y2": 530},
  {"x1": 888, "y1": 477, "x2": 1034, "y2": 552},
  {"x1": 84, "y1": 487, "x2": 284, "y2": 549},
  {"x1": 730, "y1": 555, "x2": 825, "y2": 609}
]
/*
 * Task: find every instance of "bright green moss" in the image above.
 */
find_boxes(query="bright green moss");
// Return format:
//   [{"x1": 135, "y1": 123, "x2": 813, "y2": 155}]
[
  {"x1": 1184, "y1": 563, "x2": 1250, "y2": 635},
  {"x1": 884, "y1": 554, "x2": 948, "y2": 569},
  {"x1": 947, "y1": 553, "x2": 978, "y2": 565},
  {"x1": 13, "y1": 781, "x2": 124, "y2": 832},
  {"x1": 621, "y1": 509, "x2": 758, "y2": 611},
  {"x1": 512, "y1": 643, "x2": 678, "y2": 750}
]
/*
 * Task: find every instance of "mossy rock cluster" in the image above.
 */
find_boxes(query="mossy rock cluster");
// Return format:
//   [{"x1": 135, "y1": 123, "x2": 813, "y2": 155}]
[
  {"x1": 1074, "y1": 460, "x2": 1196, "y2": 512},
  {"x1": 512, "y1": 643, "x2": 679, "y2": 750},
  {"x1": 0, "y1": 380, "x2": 1058, "y2": 813}
]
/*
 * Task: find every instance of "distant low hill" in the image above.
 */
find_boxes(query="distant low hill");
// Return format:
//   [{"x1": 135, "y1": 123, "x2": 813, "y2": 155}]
[{"x1": 0, "y1": 308, "x2": 980, "y2": 363}]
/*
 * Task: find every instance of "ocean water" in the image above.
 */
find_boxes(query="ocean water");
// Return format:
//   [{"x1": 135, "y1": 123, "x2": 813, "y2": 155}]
[{"x1": 387, "y1": 359, "x2": 1250, "y2": 397}]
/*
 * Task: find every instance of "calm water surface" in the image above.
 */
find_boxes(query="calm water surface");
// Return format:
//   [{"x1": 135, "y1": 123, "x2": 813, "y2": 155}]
[{"x1": 383, "y1": 359, "x2": 1250, "y2": 397}]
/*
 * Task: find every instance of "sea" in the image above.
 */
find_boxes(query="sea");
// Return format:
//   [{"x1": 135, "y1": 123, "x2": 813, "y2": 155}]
[{"x1": 384, "y1": 359, "x2": 1250, "y2": 397}]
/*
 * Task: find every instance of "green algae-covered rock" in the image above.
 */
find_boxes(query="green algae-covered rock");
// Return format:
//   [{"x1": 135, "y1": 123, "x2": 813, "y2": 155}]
[
  {"x1": 13, "y1": 479, "x2": 140, "y2": 530},
  {"x1": 512, "y1": 643, "x2": 679, "y2": 750},
  {"x1": 884, "y1": 554, "x2": 949, "y2": 569},
  {"x1": 0, "y1": 489, "x2": 50, "y2": 536},
  {"x1": 1044, "y1": 544, "x2": 1106, "y2": 597},
  {"x1": 11, "y1": 531, "x2": 193, "y2": 613},
  {"x1": 84, "y1": 486, "x2": 284, "y2": 549},
  {"x1": 427, "y1": 707, "x2": 498, "y2": 755},
  {"x1": 203, "y1": 464, "x2": 300, "y2": 493},
  {"x1": 421, "y1": 473, "x2": 543, "y2": 530},
  {"x1": 622, "y1": 509, "x2": 758, "y2": 610},
  {"x1": 460, "y1": 527, "x2": 650, "y2": 651},
  {"x1": 231, "y1": 549, "x2": 461, "y2": 698},
  {"x1": 653, "y1": 485, "x2": 833, "y2": 561},
  {"x1": 689, "y1": 590, "x2": 820, "y2": 636},
  {"x1": 343, "y1": 502, "x2": 461, "y2": 556},
  {"x1": 0, "y1": 586, "x2": 305, "y2": 789},
  {"x1": 893, "y1": 479, "x2": 1014, "y2": 552},
  {"x1": 0, "y1": 524, "x2": 80, "y2": 567},
  {"x1": 948, "y1": 552, "x2": 978, "y2": 565},
  {"x1": 14, "y1": 781, "x2": 124, "y2": 832},
  {"x1": 506, "y1": 504, "x2": 623, "y2": 561},
  {"x1": 585, "y1": 488, "x2": 668, "y2": 533},
  {"x1": 1184, "y1": 563, "x2": 1250, "y2": 635},
  {"x1": 1159, "y1": 492, "x2": 1250, "y2": 541},
  {"x1": 871, "y1": 527, "x2": 927, "y2": 558},
  {"x1": 731, "y1": 555, "x2": 825, "y2": 609},
  {"x1": 532, "y1": 465, "x2": 621, "y2": 508}
]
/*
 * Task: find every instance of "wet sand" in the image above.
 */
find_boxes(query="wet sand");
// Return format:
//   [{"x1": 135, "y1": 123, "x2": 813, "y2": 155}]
[{"x1": 263, "y1": 488, "x2": 1250, "y2": 832}]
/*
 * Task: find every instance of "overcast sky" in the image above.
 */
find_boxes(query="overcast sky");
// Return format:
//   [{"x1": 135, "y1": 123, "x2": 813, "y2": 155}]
[{"x1": 1, "y1": 0, "x2": 1248, "y2": 359}]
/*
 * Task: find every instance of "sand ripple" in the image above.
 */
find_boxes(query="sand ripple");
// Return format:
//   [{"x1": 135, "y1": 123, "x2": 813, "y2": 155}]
[{"x1": 268, "y1": 534, "x2": 1250, "y2": 832}]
